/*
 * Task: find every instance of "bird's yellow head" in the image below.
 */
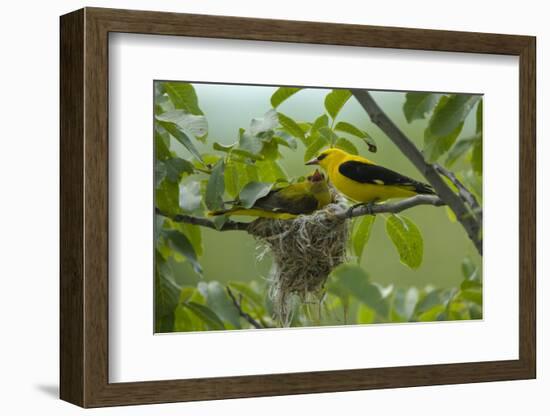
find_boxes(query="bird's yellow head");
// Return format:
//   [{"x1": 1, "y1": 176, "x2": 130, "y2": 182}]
[{"x1": 305, "y1": 148, "x2": 349, "y2": 170}]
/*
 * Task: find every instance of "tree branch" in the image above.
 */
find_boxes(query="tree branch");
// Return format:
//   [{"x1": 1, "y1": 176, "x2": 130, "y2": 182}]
[
  {"x1": 226, "y1": 287, "x2": 265, "y2": 329},
  {"x1": 337, "y1": 195, "x2": 444, "y2": 219},
  {"x1": 434, "y1": 164, "x2": 482, "y2": 224},
  {"x1": 156, "y1": 195, "x2": 444, "y2": 233},
  {"x1": 350, "y1": 89, "x2": 482, "y2": 254},
  {"x1": 155, "y1": 208, "x2": 249, "y2": 231}
]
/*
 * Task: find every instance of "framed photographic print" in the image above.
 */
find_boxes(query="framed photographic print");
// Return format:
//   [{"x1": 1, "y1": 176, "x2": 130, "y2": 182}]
[{"x1": 60, "y1": 7, "x2": 536, "y2": 408}]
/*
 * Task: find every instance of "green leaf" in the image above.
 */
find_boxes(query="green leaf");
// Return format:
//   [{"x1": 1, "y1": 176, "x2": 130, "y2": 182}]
[
  {"x1": 156, "y1": 179, "x2": 180, "y2": 216},
  {"x1": 418, "y1": 304, "x2": 446, "y2": 322},
  {"x1": 298, "y1": 122, "x2": 311, "y2": 131},
  {"x1": 311, "y1": 114, "x2": 329, "y2": 132},
  {"x1": 335, "y1": 137, "x2": 358, "y2": 155},
  {"x1": 163, "y1": 157, "x2": 194, "y2": 182},
  {"x1": 213, "y1": 142, "x2": 264, "y2": 161},
  {"x1": 238, "y1": 131, "x2": 264, "y2": 155},
  {"x1": 180, "y1": 223, "x2": 203, "y2": 257},
  {"x1": 329, "y1": 264, "x2": 388, "y2": 318},
  {"x1": 238, "y1": 182, "x2": 274, "y2": 208},
  {"x1": 224, "y1": 159, "x2": 257, "y2": 198},
  {"x1": 273, "y1": 131, "x2": 298, "y2": 150},
  {"x1": 324, "y1": 89, "x2": 351, "y2": 120},
  {"x1": 179, "y1": 181, "x2": 202, "y2": 213},
  {"x1": 392, "y1": 287, "x2": 419, "y2": 321},
  {"x1": 403, "y1": 92, "x2": 441, "y2": 123},
  {"x1": 154, "y1": 81, "x2": 166, "y2": 101},
  {"x1": 271, "y1": 87, "x2": 302, "y2": 108},
  {"x1": 261, "y1": 140, "x2": 279, "y2": 160},
  {"x1": 224, "y1": 160, "x2": 239, "y2": 198},
  {"x1": 334, "y1": 121, "x2": 366, "y2": 138},
  {"x1": 205, "y1": 159, "x2": 225, "y2": 210},
  {"x1": 476, "y1": 100, "x2": 483, "y2": 135},
  {"x1": 154, "y1": 260, "x2": 180, "y2": 333},
  {"x1": 228, "y1": 281, "x2": 264, "y2": 310},
  {"x1": 318, "y1": 127, "x2": 339, "y2": 146},
  {"x1": 334, "y1": 121, "x2": 377, "y2": 152},
  {"x1": 174, "y1": 303, "x2": 199, "y2": 332},
  {"x1": 169, "y1": 221, "x2": 204, "y2": 258},
  {"x1": 277, "y1": 112, "x2": 305, "y2": 140},
  {"x1": 304, "y1": 134, "x2": 329, "y2": 162},
  {"x1": 461, "y1": 171, "x2": 482, "y2": 201},
  {"x1": 163, "y1": 82, "x2": 203, "y2": 115},
  {"x1": 459, "y1": 289, "x2": 482, "y2": 306},
  {"x1": 257, "y1": 160, "x2": 287, "y2": 182},
  {"x1": 245, "y1": 163, "x2": 258, "y2": 181},
  {"x1": 155, "y1": 130, "x2": 172, "y2": 161},
  {"x1": 163, "y1": 230, "x2": 202, "y2": 274},
  {"x1": 155, "y1": 163, "x2": 167, "y2": 188},
  {"x1": 414, "y1": 288, "x2": 442, "y2": 315},
  {"x1": 212, "y1": 215, "x2": 228, "y2": 230},
  {"x1": 444, "y1": 136, "x2": 477, "y2": 168},
  {"x1": 461, "y1": 257, "x2": 479, "y2": 281},
  {"x1": 356, "y1": 304, "x2": 376, "y2": 324},
  {"x1": 249, "y1": 109, "x2": 279, "y2": 136},
  {"x1": 472, "y1": 139, "x2": 482, "y2": 175},
  {"x1": 353, "y1": 215, "x2": 376, "y2": 262},
  {"x1": 157, "y1": 120, "x2": 204, "y2": 163},
  {"x1": 385, "y1": 214, "x2": 424, "y2": 269},
  {"x1": 427, "y1": 94, "x2": 480, "y2": 137},
  {"x1": 155, "y1": 109, "x2": 208, "y2": 139},
  {"x1": 203, "y1": 281, "x2": 242, "y2": 328},
  {"x1": 461, "y1": 279, "x2": 481, "y2": 291},
  {"x1": 182, "y1": 302, "x2": 225, "y2": 330},
  {"x1": 424, "y1": 121, "x2": 463, "y2": 163}
]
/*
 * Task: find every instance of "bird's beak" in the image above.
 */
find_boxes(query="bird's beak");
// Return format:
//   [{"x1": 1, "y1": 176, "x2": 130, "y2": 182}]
[
  {"x1": 309, "y1": 169, "x2": 324, "y2": 182},
  {"x1": 305, "y1": 157, "x2": 319, "y2": 166}
]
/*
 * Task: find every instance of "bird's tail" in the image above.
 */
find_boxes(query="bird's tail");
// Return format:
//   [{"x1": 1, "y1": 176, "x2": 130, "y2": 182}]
[
  {"x1": 208, "y1": 208, "x2": 235, "y2": 217},
  {"x1": 413, "y1": 182, "x2": 436, "y2": 195},
  {"x1": 208, "y1": 207, "x2": 297, "y2": 219}
]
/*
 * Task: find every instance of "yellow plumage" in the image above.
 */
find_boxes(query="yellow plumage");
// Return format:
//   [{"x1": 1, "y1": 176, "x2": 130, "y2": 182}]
[
  {"x1": 209, "y1": 170, "x2": 332, "y2": 219},
  {"x1": 306, "y1": 148, "x2": 434, "y2": 203}
]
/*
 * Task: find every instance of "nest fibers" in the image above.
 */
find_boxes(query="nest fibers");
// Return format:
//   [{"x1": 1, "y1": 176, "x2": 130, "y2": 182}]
[{"x1": 247, "y1": 201, "x2": 350, "y2": 326}]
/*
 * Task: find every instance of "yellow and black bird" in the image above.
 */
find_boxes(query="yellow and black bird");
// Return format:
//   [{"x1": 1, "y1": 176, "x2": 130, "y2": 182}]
[
  {"x1": 209, "y1": 170, "x2": 332, "y2": 219},
  {"x1": 306, "y1": 148, "x2": 434, "y2": 204}
]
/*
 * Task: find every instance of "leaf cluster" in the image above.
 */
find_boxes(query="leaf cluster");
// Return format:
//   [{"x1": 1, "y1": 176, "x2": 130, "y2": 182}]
[
  {"x1": 153, "y1": 82, "x2": 483, "y2": 332},
  {"x1": 403, "y1": 92, "x2": 483, "y2": 210}
]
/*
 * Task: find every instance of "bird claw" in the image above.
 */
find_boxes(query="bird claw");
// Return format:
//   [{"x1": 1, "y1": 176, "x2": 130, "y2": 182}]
[
  {"x1": 349, "y1": 201, "x2": 376, "y2": 217},
  {"x1": 364, "y1": 201, "x2": 376, "y2": 215}
]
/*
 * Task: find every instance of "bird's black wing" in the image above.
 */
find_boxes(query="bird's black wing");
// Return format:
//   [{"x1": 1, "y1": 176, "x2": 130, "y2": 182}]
[
  {"x1": 339, "y1": 160, "x2": 434, "y2": 195},
  {"x1": 253, "y1": 189, "x2": 318, "y2": 215}
]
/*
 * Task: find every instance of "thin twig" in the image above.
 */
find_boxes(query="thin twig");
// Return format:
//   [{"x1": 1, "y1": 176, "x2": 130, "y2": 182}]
[
  {"x1": 156, "y1": 195, "x2": 444, "y2": 232},
  {"x1": 226, "y1": 287, "x2": 265, "y2": 329},
  {"x1": 434, "y1": 164, "x2": 482, "y2": 224},
  {"x1": 351, "y1": 89, "x2": 482, "y2": 254},
  {"x1": 155, "y1": 207, "x2": 249, "y2": 231},
  {"x1": 337, "y1": 194, "x2": 444, "y2": 219}
]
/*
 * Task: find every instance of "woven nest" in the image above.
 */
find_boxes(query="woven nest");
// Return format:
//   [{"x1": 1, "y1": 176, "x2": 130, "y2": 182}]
[{"x1": 247, "y1": 198, "x2": 349, "y2": 326}]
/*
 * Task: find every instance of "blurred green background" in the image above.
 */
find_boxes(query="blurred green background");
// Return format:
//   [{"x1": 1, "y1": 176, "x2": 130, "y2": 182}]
[{"x1": 168, "y1": 83, "x2": 481, "y2": 291}]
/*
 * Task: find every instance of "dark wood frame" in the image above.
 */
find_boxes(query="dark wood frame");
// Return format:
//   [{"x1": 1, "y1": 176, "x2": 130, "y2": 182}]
[{"x1": 60, "y1": 7, "x2": 536, "y2": 408}]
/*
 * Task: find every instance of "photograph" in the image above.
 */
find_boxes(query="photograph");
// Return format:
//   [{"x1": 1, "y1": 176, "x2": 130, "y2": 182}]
[{"x1": 153, "y1": 81, "x2": 483, "y2": 332}]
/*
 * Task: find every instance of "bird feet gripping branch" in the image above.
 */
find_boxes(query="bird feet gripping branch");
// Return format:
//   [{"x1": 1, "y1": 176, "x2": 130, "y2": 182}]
[{"x1": 347, "y1": 201, "x2": 377, "y2": 218}]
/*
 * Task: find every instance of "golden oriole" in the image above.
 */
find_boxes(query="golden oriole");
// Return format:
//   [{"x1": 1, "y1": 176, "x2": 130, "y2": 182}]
[
  {"x1": 209, "y1": 169, "x2": 332, "y2": 219},
  {"x1": 305, "y1": 148, "x2": 434, "y2": 203}
]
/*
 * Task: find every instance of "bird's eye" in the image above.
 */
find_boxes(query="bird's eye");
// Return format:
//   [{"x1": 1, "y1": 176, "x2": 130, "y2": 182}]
[{"x1": 317, "y1": 154, "x2": 327, "y2": 161}]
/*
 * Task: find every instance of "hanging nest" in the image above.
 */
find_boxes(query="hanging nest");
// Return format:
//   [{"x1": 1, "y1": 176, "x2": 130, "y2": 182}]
[{"x1": 247, "y1": 196, "x2": 349, "y2": 326}]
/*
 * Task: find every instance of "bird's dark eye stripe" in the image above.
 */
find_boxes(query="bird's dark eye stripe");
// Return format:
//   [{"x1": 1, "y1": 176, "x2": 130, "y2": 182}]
[{"x1": 317, "y1": 154, "x2": 327, "y2": 161}]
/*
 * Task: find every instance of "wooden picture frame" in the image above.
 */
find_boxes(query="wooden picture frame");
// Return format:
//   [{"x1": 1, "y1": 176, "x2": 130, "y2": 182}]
[{"x1": 60, "y1": 7, "x2": 536, "y2": 408}]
